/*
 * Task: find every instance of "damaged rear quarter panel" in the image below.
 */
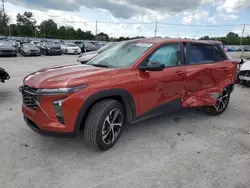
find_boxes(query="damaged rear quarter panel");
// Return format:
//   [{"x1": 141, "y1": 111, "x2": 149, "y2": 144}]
[{"x1": 181, "y1": 60, "x2": 236, "y2": 107}]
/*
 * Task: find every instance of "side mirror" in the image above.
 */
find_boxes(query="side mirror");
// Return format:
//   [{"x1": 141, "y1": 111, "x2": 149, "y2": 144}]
[{"x1": 138, "y1": 61, "x2": 165, "y2": 72}]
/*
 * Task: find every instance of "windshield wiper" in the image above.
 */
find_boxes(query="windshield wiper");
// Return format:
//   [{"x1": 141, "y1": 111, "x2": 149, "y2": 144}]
[{"x1": 91, "y1": 64, "x2": 109, "y2": 68}]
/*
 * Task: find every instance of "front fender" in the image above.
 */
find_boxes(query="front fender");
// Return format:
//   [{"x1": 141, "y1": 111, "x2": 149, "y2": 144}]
[{"x1": 74, "y1": 88, "x2": 137, "y2": 133}]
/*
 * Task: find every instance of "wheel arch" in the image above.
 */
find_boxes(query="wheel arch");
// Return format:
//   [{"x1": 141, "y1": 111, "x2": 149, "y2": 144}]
[{"x1": 74, "y1": 89, "x2": 137, "y2": 133}]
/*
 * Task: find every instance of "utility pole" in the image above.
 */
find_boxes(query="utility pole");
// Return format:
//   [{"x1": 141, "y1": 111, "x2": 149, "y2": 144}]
[
  {"x1": 1, "y1": 0, "x2": 6, "y2": 37},
  {"x1": 154, "y1": 20, "x2": 157, "y2": 37},
  {"x1": 44, "y1": 23, "x2": 45, "y2": 38},
  {"x1": 95, "y1": 21, "x2": 98, "y2": 41},
  {"x1": 193, "y1": 30, "x2": 198, "y2": 40},
  {"x1": 240, "y1": 24, "x2": 245, "y2": 58}
]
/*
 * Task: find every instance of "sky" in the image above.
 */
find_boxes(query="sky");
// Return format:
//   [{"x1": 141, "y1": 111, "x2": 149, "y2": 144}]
[{"x1": 4, "y1": 0, "x2": 250, "y2": 38}]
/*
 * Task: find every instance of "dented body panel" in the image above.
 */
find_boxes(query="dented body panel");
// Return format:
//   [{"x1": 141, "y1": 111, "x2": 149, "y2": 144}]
[{"x1": 182, "y1": 60, "x2": 236, "y2": 107}]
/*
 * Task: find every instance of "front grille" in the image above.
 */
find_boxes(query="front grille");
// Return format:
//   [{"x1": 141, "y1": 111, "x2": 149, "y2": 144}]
[
  {"x1": 21, "y1": 85, "x2": 38, "y2": 110},
  {"x1": 1, "y1": 50, "x2": 14, "y2": 53},
  {"x1": 240, "y1": 71, "x2": 250, "y2": 76}
]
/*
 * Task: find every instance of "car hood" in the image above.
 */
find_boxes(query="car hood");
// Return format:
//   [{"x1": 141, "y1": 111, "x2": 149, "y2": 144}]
[
  {"x1": 240, "y1": 60, "x2": 250, "y2": 71},
  {"x1": 66, "y1": 46, "x2": 79, "y2": 49},
  {"x1": 80, "y1": 51, "x2": 98, "y2": 56},
  {"x1": 24, "y1": 64, "x2": 119, "y2": 88},
  {"x1": 0, "y1": 46, "x2": 15, "y2": 50}
]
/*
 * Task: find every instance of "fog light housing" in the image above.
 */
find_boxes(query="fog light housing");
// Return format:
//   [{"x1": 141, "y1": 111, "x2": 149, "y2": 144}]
[{"x1": 53, "y1": 99, "x2": 65, "y2": 124}]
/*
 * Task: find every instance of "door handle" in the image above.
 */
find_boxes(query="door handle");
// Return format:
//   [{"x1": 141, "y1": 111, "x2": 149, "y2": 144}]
[{"x1": 175, "y1": 71, "x2": 185, "y2": 76}]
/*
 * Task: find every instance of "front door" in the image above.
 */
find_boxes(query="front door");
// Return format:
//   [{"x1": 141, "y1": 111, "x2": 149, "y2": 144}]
[{"x1": 137, "y1": 43, "x2": 186, "y2": 117}]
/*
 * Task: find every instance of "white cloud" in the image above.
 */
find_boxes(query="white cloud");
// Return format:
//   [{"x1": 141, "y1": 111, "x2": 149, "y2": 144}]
[
  {"x1": 7, "y1": 7, "x2": 154, "y2": 37},
  {"x1": 182, "y1": 10, "x2": 209, "y2": 24},
  {"x1": 232, "y1": 25, "x2": 250, "y2": 37},
  {"x1": 218, "y1": 0, "x2": 250, "y2": 12},
  {"x1": 207, "y1": 16, "x2": 216, "y2": 24},
  {"x1": 7, "y1": 0, "x2": 213, "y2": 21}
]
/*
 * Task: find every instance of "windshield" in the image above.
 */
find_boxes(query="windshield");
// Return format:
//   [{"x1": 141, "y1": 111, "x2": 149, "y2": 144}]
[
  {"x1": 23, "y1": 43, "x2": 36, "y2": 48},
  {"x1": 0, "y1": 42, "x2": 13, "y2": 47},
  {"x1": 44, "y1": 42, "x2": 56, "y2": 46},
  {"x1": 87, "y1": 42, "x2": 153, "y2": 68},
  {"x1": 66, "y1": 44, "x2": 77, "y2": 47}
]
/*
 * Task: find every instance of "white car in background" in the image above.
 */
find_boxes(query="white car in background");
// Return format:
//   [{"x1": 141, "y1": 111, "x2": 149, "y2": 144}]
[
  {"x1": 238, "y1": 58, "x2": 250, "y2": 85},
  {"x1": 77, "y1": 42, "x2": 117, "y2": 64},
  {"x1": 61, "y1": 43, "x2": 81, "y2": 54}
]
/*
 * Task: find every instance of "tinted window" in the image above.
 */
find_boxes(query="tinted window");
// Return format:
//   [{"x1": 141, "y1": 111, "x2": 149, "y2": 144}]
[
  {"x1": 188, "y1": 43, "x2": 226, "y2": 65},
  {"x1": 214, "y1": 46, "x2": 226, "y2": 61},
  {"x1": 148, "y1": 43, "x2": 182, "y2": 67}
]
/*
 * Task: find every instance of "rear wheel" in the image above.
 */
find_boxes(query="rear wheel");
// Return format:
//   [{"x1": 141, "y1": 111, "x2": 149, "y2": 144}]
[
  {"x1": 84, "y1": 99, "x2": 125, "y2": 151},
  {"x1": 205, "y1": 87, "x2": 230, "y2": 116}
]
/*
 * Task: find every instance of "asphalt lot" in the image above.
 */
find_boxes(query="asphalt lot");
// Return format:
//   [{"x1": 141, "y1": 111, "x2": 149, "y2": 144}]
[{"x1": 0, "y1": 55, "x2": 250, "y2": 188}]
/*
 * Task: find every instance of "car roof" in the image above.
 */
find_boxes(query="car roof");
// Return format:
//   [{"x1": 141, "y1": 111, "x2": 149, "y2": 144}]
[{"x1": 129, "y1": 37, "x2": 222, "y2": 46}]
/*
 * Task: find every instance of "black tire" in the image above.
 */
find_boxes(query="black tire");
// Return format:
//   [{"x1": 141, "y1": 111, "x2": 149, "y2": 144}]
[
  {"x1": 204, "y1": 87, "x2": 230, "y2": 116},
  {"x1": 84, "y1": 99, "x2": 125, "y2": 151}
]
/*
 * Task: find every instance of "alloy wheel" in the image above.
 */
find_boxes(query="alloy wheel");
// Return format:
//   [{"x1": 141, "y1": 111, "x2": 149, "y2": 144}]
[
  {"x1": 101, "y1": 109, "x2": 123, "y2": 145},
  {"x1": 215, "y1": 88, "x2": 229, "y2": 112}
]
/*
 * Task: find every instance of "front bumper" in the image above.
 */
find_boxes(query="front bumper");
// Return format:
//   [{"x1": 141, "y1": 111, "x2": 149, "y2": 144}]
[
  {"x1": 23, "y1": 51, "x2": 41, "y2": 56},
  {"x1": 47, "y1": 50, "x2": 62, "y2": 55},
  {"x1": 22, "y1": 104, "x2": 77, "y2": 138},
  {"x1": 24, "y1": 116, "x2": 77, "y2": 137},
  {"x1": 239, "y1": 75, "x2": 250, "y2": 81},
  {"x1": 67, "y1": 50, "x2": 81, "y2": 54},
  {"x1": 0, "y1": 51, "x2": 16, "y2": 56}
]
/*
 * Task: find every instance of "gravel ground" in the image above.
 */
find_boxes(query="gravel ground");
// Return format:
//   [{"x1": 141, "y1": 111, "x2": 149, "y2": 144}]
[{"x1": 0, "y1": 55, "x2": 250, "y2": 188}]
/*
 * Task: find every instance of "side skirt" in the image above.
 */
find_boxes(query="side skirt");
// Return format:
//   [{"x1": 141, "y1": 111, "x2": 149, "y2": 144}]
[{"x1": 134, "y1": 98, "x2": 182, "y2": 123}]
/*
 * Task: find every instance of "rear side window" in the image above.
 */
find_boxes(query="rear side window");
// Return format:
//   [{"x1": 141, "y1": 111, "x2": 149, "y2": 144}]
[{"x1": 187, "y1": 43, "x2": 226, "y2": 65}]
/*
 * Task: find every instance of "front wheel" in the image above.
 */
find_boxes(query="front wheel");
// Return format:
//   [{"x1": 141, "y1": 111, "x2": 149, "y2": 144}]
[
  {"x1": 84, "y1": 99, "x2": 125, "y2": 151},
  {"x1": 204, "y1": 87, "x2": 230, "y2": 116}
]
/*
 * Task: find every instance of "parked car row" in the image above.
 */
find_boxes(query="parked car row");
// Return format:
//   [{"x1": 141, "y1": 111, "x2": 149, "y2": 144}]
[{"x1": 0, "y1": 38, "x2": 108, "y2": 57}]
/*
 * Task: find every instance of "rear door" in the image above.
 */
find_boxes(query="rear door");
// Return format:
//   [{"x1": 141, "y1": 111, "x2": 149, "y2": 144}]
[
  {"x1": 184, "y1": 43, "x2": 217, "y2": 93},
  {"x1": 184, "y1": 42, "x2": 233, "y2": 107}
]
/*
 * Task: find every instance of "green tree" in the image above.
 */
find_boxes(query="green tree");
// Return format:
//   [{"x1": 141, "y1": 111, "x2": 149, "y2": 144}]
[
  {"x1": 97, "y1": 32, "x2": 109, "y2": 41},
  {"x1": 0, "y1": 12, "x2": 10, "y2": 36},
  {"x1": 39, "y1": 19, "x2": 58, "y2": 38},
  {"x1": 16, "y1": 12, "x2": 37, "y2": 37}
]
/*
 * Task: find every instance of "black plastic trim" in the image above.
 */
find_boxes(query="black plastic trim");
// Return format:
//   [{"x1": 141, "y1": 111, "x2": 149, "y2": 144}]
[
  {"x1": 137, "y1": 98, "x2": 182, "y2": 120},
  {"x1": 24, "y1": 116, "x2": 77, "y2": 138},
  {"x1": 74, "y1": 89, "x2": 136, "y2": 133}
]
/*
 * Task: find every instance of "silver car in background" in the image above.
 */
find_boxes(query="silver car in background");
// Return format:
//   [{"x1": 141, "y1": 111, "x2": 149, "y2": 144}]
[{"x1": 77, "y1": 42, "x2": 117, "y2": 64}]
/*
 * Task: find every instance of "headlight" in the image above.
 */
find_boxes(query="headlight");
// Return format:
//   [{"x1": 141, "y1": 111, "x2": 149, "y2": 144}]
[
  {"x1": 47, "y1": 48, "x2": 50, "y2": 50},
  {"x1": 36, "y1": 85, "x2": 87, "y2": 95}
]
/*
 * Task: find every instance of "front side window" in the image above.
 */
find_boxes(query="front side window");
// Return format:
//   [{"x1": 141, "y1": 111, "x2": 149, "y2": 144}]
[
  {"x1": 148, "y1": 43, "x2": 182, "y2": 67},
  {"x1": 87, "y1": 42, "x2": 153, "y2": 68}
]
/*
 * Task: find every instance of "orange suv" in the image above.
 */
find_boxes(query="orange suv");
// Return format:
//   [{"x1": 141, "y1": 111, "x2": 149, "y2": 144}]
[{"x1": 20, "y1": 38, "x2": 237, "y2": 150}]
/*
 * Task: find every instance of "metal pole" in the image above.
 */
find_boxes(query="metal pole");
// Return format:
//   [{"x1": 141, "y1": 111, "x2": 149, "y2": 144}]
[
  {"x1": 193, "y1": 30, "x2": 198, "y2": 40},
  {"x1": 95, "y1": 21, "x2": 97, "y2": 40},
  {"x1": 240, "y1": 24, "x2": 245, "y2": 58},
  {"x1": 154, "y1": 20, "x2": 157, "y2": 37}
]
